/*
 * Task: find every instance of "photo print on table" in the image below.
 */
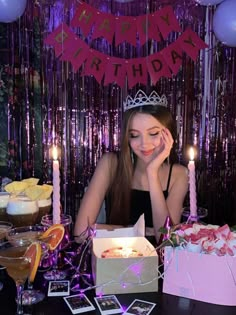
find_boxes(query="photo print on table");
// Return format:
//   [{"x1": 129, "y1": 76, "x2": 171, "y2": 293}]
[
  {"x1": 48, "y1": 280, "x2": 70, "y2": 297},
  {"x1": 94, "y1": 294, "x2": 123, "y2": 314},
  {"x1": 64, "y1": 294, "x2": 95, "y2": 314},
  {"x1": 124, "y1": 299, "x2": 156, "y2": 315}
]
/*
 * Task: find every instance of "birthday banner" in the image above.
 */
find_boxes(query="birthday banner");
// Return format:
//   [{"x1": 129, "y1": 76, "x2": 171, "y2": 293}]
[{"x1": 44, "y1": 2, "x2": 208, "y2": 88}]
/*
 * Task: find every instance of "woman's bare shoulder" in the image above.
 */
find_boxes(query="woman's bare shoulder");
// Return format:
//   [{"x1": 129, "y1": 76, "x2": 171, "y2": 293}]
[
  {"x1": 172, "y1": 163, "x2": 188, "y2": 178},
  {"x1": 97, "y1": 152, "x2": 118, "y2": 181},
  {"x1": 99, "y1": 152, "x2": 118, "y2": 163},
  {"x1": 97, "y1": 152, "x2": 118, "y2": 170},
  {"x1": 169, "y1": 164, "x2": 188, "y2": 194}
]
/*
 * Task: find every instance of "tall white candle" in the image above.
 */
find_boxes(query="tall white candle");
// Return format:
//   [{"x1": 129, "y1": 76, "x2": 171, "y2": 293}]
[
  {"x1": 188, "y1": 147, "x2": 197, "y2": 218},
  {"x1": 52, "y1": 146, "x2": 61, "y2": 224}
]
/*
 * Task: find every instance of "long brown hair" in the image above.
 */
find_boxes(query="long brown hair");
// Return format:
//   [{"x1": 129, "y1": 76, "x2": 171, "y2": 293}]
[{"x1": 107, "y1": 104, "x2": 177, "y2": 225}]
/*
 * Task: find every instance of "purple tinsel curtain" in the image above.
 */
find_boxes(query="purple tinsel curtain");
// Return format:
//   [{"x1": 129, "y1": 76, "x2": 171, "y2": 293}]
[{"x1": 1, "y1": 0, "x2": 235, "y2": 225}]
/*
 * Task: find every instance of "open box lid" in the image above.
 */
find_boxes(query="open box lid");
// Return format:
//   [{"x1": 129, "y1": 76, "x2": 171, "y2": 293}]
[{"x1": 94, "y1": 214, "x2": 145, "y2": 238}]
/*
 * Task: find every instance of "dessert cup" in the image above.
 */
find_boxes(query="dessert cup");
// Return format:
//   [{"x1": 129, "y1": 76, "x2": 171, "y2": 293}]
[
  {"x1": 36, "y1": 198, "x2": 52, "y2": 224},
  {"x1": 6, "y1": 196, "x2": 39, "y2": 227}
]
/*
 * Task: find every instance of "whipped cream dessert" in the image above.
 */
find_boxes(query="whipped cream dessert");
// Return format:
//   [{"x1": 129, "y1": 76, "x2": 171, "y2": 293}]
[
  {"x1": 37, "y1": 198, "x2": 52, "y2": 224},
  {"x1": 7, "y1": 197, "x2": 38, "y2": 214},
  {"x1": 7, "y1": 197, "x2": 39, "y2": 227},
  {"x1": 37, "y1": 198, "x2": 51, "y2": 208}
]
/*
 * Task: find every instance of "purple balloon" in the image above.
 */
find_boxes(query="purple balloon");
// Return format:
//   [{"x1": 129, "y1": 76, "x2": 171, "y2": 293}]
[
  {"x1": 195, "y1": 0, "x2": 224, "y2": 5},
  {"x1": 0, "y1": 0, "x2": 27, "y2": 23},
  {"x1": 213, "y1": 0, "x2": 236, "y2": 47}
]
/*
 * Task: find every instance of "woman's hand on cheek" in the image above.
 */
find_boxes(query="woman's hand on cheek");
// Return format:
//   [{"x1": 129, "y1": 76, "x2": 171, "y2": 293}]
[
  {"x1": 161, "y1": 128, "x2": 174, "y2": 158},
  {"x1": 146, "y1": 128, "x2": 173, "y2": 172}
]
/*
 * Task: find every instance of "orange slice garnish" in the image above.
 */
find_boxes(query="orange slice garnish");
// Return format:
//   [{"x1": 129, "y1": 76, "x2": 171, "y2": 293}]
[
  {"x1": 24, "y1": 242, "x2": 42, "y2": 283},
  {"x1": 40, "y1": 224, "x2": 65, "y2": 251}
]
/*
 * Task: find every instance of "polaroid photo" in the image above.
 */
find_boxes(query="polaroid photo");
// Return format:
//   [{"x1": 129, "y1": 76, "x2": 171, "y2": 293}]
[
  {"x1": 64, "y1": 294, "x2": 95, "y2": 314},
  {"x1": 48, "y1": 280, "x2": 70, "y2": 297},
  {"x1": 94, "y1": 295, "x2": 123, "y2": 315},
  {"x1": 124, "y1": 299, "x2": 156, "y2": 315}
]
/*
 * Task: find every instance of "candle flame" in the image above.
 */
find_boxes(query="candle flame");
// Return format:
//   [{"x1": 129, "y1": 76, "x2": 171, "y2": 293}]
[
  {"x1": 189, "y1": 147, "x2": 195, "y2": 161},
  {"x1": 52, "y1": 146, "x2": 58, "y2": 160}
]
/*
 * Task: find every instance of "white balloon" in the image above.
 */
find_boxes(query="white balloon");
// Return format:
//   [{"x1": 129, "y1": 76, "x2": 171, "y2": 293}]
[
  {"x1": 213, "y1": 0, "x2": 236, "y2": 47},
  {"x1": 0, "y1": 0, "x2": 27, "y2": 23},
  {"x1": 195, "y1": 0, "x2": 224, "y2": 5}
]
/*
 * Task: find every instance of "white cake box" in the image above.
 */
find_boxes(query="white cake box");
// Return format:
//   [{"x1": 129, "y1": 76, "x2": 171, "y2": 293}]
[{"x1": 92, "y1": 236, "x2": 158, "y2": 295}]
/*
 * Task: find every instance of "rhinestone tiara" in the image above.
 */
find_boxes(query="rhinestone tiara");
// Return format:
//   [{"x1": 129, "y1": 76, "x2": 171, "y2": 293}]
[{"x1": 123, "y1": 90, "x2": 168, "y2": 112}]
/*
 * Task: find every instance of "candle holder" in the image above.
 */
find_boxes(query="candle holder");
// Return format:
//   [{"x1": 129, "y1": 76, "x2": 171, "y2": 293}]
[
  {"x1": 41, "y1": 214, "x2": 72, "y2": 280},
  {"x1": 182, "y1": 207, "x2": 208, "y2": 224}
]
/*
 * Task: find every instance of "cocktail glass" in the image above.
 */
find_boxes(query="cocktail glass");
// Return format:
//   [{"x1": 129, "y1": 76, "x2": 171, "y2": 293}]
[
  {"x1": 41, "y1": 214, "x2": 72, "y2": 280},
  {"x1": 7, "y1": 225, "x2": 50, "y2": 305},
  {"x1": 0, "y1": 240, "x2": 31, "y2": 315}
]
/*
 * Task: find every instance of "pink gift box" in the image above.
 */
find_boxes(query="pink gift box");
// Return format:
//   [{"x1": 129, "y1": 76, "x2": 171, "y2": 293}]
[{"x1": 163, "y1": 246, "x2": 236, "y2": 306}]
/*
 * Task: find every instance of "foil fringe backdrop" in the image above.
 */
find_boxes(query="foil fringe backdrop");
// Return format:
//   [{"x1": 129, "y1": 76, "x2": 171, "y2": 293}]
[{"x1": 0, "y1": 0, "x2": 235, "y2": 225}]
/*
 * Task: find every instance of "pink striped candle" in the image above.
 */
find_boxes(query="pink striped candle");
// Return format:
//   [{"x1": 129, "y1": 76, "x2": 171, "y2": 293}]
[
  {"x1": 52, "y1": 146, "x2": 61, "y2": 224},
  {"x1": 188, "y1": 147, "x2": 197, "y2": 218}
]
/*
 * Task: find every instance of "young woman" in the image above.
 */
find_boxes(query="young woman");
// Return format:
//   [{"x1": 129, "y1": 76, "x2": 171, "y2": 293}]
[{"x1": 74, "y1": 90, "x2": 188, "y2": 243}]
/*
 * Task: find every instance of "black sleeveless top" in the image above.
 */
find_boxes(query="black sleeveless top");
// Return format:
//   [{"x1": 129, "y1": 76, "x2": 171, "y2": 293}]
[{"x1": 128, "y1": 164, "x2": 173, "y2": 227}]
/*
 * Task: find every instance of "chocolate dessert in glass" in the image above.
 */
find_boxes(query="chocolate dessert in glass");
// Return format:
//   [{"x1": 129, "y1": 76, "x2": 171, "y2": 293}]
[{"x1": 6, "y1": 196, "x2": 39, "y2": 227}]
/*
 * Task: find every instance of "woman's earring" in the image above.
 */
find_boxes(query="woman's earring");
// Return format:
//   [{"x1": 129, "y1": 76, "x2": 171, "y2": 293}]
[{"x1": 131, "y1": 151, "x2": 134, "y2": 164}]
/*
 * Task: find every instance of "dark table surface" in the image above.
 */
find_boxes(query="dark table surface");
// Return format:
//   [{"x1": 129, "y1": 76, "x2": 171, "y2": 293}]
[
  {"x1": 1, "y1": 239, "x2": 236, "y2": 315},
  {"x1": 24, "y1": 291, "x2": 236, "y2": 315},
  {"x1": 23, "y1": 268, "x2": 236, "y2": 315},
  {"x1": 1, "y1": 270, "x2": 236, "y2": 315}
]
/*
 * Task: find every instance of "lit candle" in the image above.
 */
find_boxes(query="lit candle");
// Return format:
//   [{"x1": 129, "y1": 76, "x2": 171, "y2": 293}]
[
  {"x1": 52, "y1": 146, "x2": 61, "y2": 224},
  {"x1": 188, "y1": 147, "x2": 197, "y2": 218}
]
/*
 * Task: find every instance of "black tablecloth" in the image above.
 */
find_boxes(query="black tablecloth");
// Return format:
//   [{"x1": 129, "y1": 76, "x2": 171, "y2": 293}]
[
  {"x1": 24, "y1": 291, "x2": 236, "y2": 315},
  {"x1": 1, "y1": 269, "x2": 236, "y2": 315}
]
